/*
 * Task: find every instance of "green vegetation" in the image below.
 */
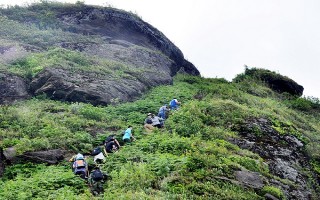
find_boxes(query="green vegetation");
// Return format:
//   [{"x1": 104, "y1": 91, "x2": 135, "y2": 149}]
[
  {"x1": 0, "y1": 74, "x2": 319, "y2": 199},
  {"x1": 0, "y1": 2, "x2": 320, "y2": 199},
  {"x1": 6, "y1": 48, "x2": 146, "y2": 80}
]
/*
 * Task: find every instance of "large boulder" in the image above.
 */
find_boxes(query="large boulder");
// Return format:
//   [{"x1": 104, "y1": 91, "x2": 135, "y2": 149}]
[
  {"x1": 30, "y1": 67, "x2": 172, "y2": 105},
  {"x1": 3, "y1": 148, "x2": 66, "y2": 165},
  {"x1": 233, "y1": 68, "x2": 304, "y2": 96},
  {"x1": 0, "y1": 72, "x2": 30, "y2": 104}
]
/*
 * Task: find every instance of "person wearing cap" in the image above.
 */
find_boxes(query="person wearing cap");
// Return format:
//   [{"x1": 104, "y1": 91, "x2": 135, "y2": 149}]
[{"x1": 144, "y1": 113, "x2": 154, "y2": 133}]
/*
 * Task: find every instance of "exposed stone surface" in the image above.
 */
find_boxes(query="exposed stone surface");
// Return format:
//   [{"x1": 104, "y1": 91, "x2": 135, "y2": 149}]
[
  {"x1": 30, "y1": 67, "x2": 172, "y2": 105},
  {"x1": 234, "y1": 170, "x2": 265, "y2": 189},
  {"x1": 230, "y1": 118, "x2": 313, "y2": 200},
  {"x1": 0, "y1": 72, "x2": 30, "y2": 104},
  {"x1": 3, "y1": 148, "x2": 66, "y2": 165},
  {"x1": 56, "y1": 6, "x2": 199, "y2": 76},
  {"x1": 0, "y1": 4, "x2": 200, "y2": 105},
  {"x1": 264, "y1": 193, "x2": 279, "y2": 200},
  {"x1": 234, "y1": 68, "x2": 304, "y2": 96}
]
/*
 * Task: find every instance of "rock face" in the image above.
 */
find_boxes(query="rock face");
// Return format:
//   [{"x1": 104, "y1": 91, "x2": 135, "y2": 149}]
[
  {"x1": 56, "y1": 6, "x2": 199, "y2": 76},
  {"x1": 0, "y1": 72, "x2": 30, "y2": 104},
  {"x1": 0, "y1": 3, "x2": 200, "y2": 105},
  {"x1": 234, "y1": 68, "x2": 304, "y2": 96},
  {"x1": 30, "y1": 66, "x2": 172, "y2": 105},
  {"x1": 0, "y1": 4, "x2": 200, "y2": 105},
  {"x1": 3, "y1": 148, "x2": 65, "y2": 165},
  {"x1": 231, "y1": 118, "x2": 313, "y2": 200},
  {"x1": 234, "y1": 170, "x2": 265, "y2": 189}
]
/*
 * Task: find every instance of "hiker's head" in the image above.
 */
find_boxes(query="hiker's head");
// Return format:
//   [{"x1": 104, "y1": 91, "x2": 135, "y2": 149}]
[
  {"x1": 75, "y1": 153, "x2": 84, "y2": 160},
  {"x1": 147, "y1": 113, "x2": 152, "y2": 116},
  {"x1": 128, "y1": 125, "x2": 132, "y2": 129}
]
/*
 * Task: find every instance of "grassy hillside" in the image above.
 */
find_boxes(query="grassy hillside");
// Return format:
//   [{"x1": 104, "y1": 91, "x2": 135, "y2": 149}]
[{"x1": 0, "y1": 74, "x2": 319, "y2": 199}]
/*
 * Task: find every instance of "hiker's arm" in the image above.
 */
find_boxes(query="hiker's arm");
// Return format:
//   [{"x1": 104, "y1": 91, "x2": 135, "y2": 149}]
[
  {"x1": 103, "y1": 147, "x2": 108, "y2": 157},
  {"x1": 115, "y1": 139, "x2": 121, "y2": 148}
]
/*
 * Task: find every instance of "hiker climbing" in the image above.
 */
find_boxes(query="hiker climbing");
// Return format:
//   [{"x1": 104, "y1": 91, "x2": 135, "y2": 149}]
[
  {"x1": 88, "y1": 165, "x2": 109, "y2": 196},
  {"x1": 91, "y1": 146, "x2": 107, "y2": 164},
  {"x1": 123, "y1": 125, "x2": 135, "y2": 143},
  {"x1": 144, "y1": 113, "x2": 154, "y2": 133},
  {"x1": 169, "y1": 97, "x2": 181, "y2": 110},
  {"x1": 158, "y1": 104, "x2": 170, "y2": 119},
  {"x1": 151, "y1": 113, "x2": 164, "y2": 128},
  {"x1": 104, "y1": 134, "x2": 121, "y2": 153},
  {"x1": 70, "y1": 153, "x2": 88, "y2": 179}
]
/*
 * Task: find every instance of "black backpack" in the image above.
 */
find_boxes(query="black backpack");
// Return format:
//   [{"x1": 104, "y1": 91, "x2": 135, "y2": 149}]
[
  {"x1": 146, "y1": 118, "x2": 153, "y2": 124},
  {"x1": 91, "y1": 169, "x2": 104, "y2": 181},
  {"x1": 105, "y1": 135, "x2": 115, "y2": 144},
  {"x1": 91, "y1": 147, "x2": 101, "y2": 156}
]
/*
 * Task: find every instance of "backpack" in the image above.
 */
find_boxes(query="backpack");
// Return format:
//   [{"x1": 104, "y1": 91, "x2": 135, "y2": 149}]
[
  {"x1": 105, "y1": 135, "x2": 114, "y2": 144},
  {"x1": 91, "y1": 147, "x2": 101, "y2": 156},
  {"x1": 91, "y1": 169, "x2": 104, "y2": 181},
  {"x1": 75, "y1": 159, "x2": 85, "y2": 169},
  {"x1": 146, "y1": 118, "x2": 153, "y2": 124}
]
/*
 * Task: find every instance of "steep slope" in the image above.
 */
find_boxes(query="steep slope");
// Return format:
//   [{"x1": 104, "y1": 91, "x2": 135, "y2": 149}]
[
  {"x1": 0, "y1": 2, "x2": 199, "y2": 105},
  {"x1": 0, "y1": 71, "x2": 319, "y2": 199}
]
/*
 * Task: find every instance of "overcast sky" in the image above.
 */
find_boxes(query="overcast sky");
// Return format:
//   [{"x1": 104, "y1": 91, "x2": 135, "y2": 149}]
[{"x1": 2, "y1": 0, "x2": 319, "y2": 98}]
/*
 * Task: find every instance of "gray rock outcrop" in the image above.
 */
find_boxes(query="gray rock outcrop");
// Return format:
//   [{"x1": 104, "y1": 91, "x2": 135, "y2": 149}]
[
  {"x1": 0, "y1": 72, "x2": 30, "y2": 104},
  {"x1": 0, "y1": 4, "x2": 200, "y2": 105},
  {"x1": 3, "y1": 148, "x2": 65, "y2": 165},
  {"x1": 231, "y1": 118, "x2": 313, "y2": 199}
]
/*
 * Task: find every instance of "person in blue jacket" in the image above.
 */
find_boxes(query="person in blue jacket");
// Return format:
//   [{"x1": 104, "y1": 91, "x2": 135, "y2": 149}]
[
  {"x1": 158, "y1": 105, "x2": 170, "y2": 119},
  {"x1": 169, "y1": 98, "x2": 181, "y2": 110}
]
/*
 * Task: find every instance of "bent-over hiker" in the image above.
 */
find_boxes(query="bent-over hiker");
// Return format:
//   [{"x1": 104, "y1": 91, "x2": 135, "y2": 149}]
[
  {"x1": 91, "y1": 146, "x2": 107, "y2": 164},
  {"x1": 71, "y1": 153, "x2": 88, "y2": 179},
  {"x1": 158, "y1": 105, "x2": 170, "y2": 119},
  {"x1": 104, "y1": 134, "x2": 121, "y2": 153},
  {"x1": 123, "y1": 125, "x2": 135, "y2": 143},
  {"x1": 151, "y1": 113, "x2": 164, "y2": 128},
  {"x1": 169, "y1": 98, "x2": 181, "y2": 110},
  {"x1": 144, "y1": 113, "x2": 154, "y2": 133},
  {"x1": 88, "y1": 166, "x2": 109, "y2": 196}
]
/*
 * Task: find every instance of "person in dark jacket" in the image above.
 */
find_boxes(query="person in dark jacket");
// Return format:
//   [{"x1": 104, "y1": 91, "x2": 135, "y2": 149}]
[{"x1": 104, "y1": 135, "x2": 120, "y2": 153}]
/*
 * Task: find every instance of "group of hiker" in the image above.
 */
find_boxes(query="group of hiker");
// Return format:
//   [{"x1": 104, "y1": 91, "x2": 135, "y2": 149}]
[
  {"x1": 69, "y1": 98, "x2": 181, "y2": 195},
  {"x1": 69, "y1": 152, "x2": 109, "y2": 195},
  {"x1": 144, "y1": 98, "x2": 181, "y2": 133}
]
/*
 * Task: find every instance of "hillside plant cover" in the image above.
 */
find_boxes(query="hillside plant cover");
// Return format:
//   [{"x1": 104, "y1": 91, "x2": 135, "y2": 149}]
[{"x1": 0, "y1": 2, "x2": 320, "y2": 200}]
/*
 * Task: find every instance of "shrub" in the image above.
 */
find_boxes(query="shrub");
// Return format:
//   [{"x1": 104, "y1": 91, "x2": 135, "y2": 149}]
[{"x1": 261, "y1": 186, "x2": 285, "y2": 199}]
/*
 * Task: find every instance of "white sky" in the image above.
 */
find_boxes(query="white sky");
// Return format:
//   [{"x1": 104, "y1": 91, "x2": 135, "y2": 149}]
[{"x1": 1, "y1": 0, "x2": 320, "y2": 98}]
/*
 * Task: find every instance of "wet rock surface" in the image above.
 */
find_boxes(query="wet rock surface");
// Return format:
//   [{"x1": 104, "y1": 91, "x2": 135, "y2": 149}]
[{"x1": 231, "y1": 118, "x2": 313, "y2": 199}]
